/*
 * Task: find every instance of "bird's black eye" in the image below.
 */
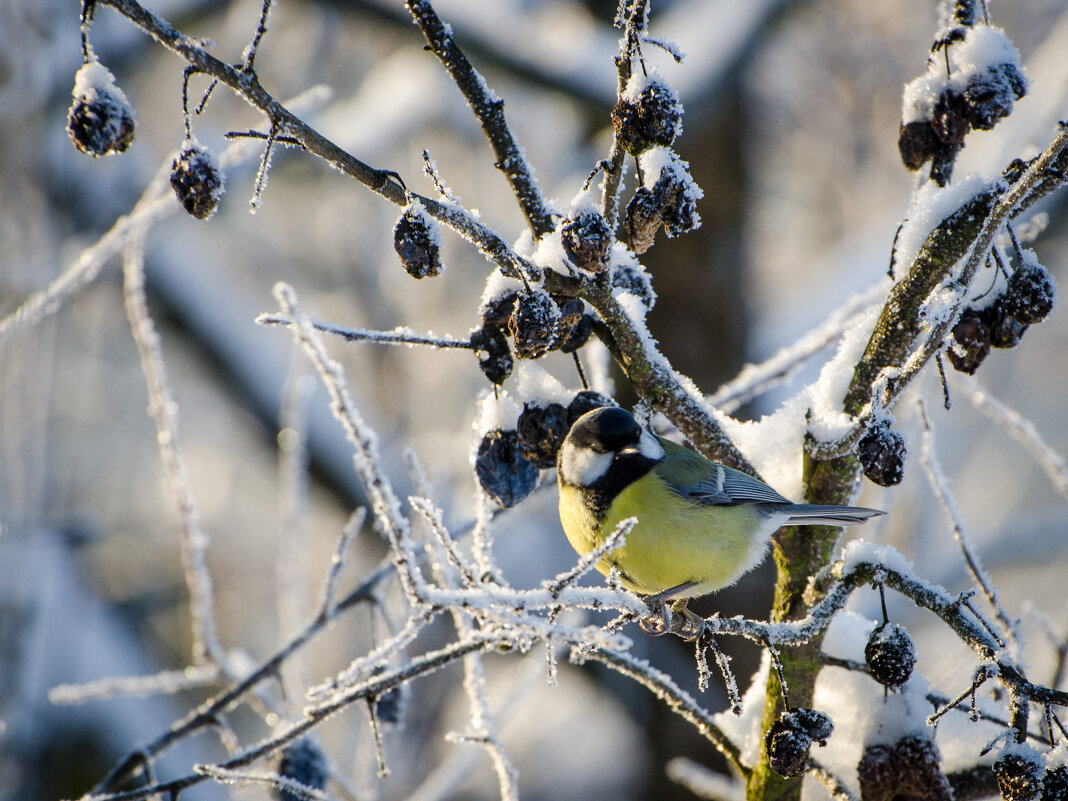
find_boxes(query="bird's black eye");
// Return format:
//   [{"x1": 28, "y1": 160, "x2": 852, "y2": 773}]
[{"x1": 570, "y1": 406, "x2": 642, "y2": 452}]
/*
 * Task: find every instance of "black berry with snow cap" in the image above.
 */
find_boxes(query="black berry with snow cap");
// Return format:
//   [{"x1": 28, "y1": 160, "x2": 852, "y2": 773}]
[
  {"x1": 475, "y1": 429, "x2": 539, "y2": 507},
  {"x1": 964, "y1": 66, "x2": 1024, "y2": 131},
  {"x1": 994, "y1": 748, "x2": 1044, "y2": 801},
  {"x1": 635, "y1": 81, "x2": 683, "y2": 149},
  {"x1": 946, "y1": 309, "x2": 991, "y2": 374},
  {"x1": 508, "y1": 290, "x2": 560, "y2": 359},
  {"x1": 470, "y1": 324, "x2": 513, "y2": 385},
  {"x1": 67, "y1": 61, "x2": 136, "y2": 158},
  {"x1": 653, "y1": 169, "x2": 701, "y2": 239},
  {"x1": 857, "y1": 422, "x2": 907, "y2": 487},
  {"x1": 865, "y1": 623, "x2": 916, "y2": 689},
  {"x1": 170, "y1": 143, "x2": 224, "y2": 220},
  {"x1": 1042, "y1": 765, "x2": 1068, "y2": 801},
  {"x1": 275, "y1": 739, "x2": 329, "y2": 801},
  {"x1": 1003, "y1": 261, "x2": 1056, "y2": 325},
  {"x1": 764, "y1": 708, "x2": 831, "y2": 779},
  {"x1": 393, "y1": 205, "x2": 443, "y2": 279},
  {"x1": 561, "y1": 211, "x2": 612, "y2": 273},
  {"x1": 566, "y1": 391, "x2": 616, "y2": 428},
  {"x1": 517, "y1": 402, "x2": 569, "y2": 469}
]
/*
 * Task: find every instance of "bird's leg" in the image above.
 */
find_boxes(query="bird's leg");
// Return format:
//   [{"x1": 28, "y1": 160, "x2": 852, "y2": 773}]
[
  {"x1": 669, "y1": 599, "x2": 707, "y2": 642},
  {"x1": 639, "y1": 583, "x2": 699, "y2": 638}
]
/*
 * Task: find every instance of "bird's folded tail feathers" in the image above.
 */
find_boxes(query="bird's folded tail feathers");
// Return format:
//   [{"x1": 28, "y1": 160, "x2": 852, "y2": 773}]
[{"x1": 780, "y1": 504, "x2": 885, "y2": 526}]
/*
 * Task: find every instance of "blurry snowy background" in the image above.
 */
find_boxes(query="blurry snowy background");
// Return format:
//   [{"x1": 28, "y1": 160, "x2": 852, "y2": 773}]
[{"x1": 1, "y1": 1, "x2": 1067, "y2": 799}]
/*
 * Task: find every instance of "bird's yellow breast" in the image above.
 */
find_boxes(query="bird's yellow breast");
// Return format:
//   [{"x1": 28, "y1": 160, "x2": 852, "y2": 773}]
[{"x1": 558, "y1": 473, "x2": 769, "y2": 598}]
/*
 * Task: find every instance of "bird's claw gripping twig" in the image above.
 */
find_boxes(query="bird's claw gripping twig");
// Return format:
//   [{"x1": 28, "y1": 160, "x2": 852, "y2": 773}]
[{"x1": 639, "y1": 598, "x2": 706, "y2": 641}]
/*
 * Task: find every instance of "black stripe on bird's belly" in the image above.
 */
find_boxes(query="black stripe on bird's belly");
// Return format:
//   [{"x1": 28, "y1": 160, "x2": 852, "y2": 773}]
[{"x1": 578, "y1": 451, "x2": 657, "y2": 520}]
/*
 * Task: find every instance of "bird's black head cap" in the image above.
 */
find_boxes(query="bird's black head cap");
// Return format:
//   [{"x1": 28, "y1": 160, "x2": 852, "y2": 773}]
[{"x1": 568, "y1": 406, "x2": 642, "y2": 453}]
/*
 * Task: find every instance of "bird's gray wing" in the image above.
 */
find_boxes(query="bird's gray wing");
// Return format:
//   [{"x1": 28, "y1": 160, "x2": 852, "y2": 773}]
[{"x1": 656, "y1": 440, "x2": 791, "y2": 507}]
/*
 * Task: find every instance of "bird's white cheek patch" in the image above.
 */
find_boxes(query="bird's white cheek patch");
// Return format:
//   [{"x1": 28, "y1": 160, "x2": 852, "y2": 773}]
[
  {"x1": 638, "y1": 431, "x2": 665, "y2": 461},
  {"x1": 560, "y1": 442, "x2": 614, "y2": 487}
]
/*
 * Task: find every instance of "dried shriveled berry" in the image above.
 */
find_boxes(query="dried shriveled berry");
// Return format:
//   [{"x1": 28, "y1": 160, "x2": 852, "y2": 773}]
[
  {"x1": 932, "y1": 88, "x2": 971, "y2": 145},
  {"x1": 964, "y1": 65, "x2": 1024, "y2": 131},
  {"x1": 994, "y1": 747, "x2": 1045, "y2": 801},
  {"x1": 1042, "y1": 765, "x2": 1068, "y2": 801},
  {"x1": 858, "y1": 735, "x2": 952, "y2": 801},
  {"x1": 611, "y1": 99, "x2": 644, "y2": 157},
  {"x1": 899, "y1": 120, "x2": 941, "y2": 171},
  {"x1": 555, "y1": 298, "x2": 594, "y2": 354},
  {"x1": 561, "y1": 211, "x2": 612, "y2": 273},
  {"x1": 517, "y1": 402, "x2": 569, "y2": 469},
  {"x1": 374, "y1": 684, "x2": 406, "y2": 726},
  {"x1": 1003, "y1": 259, "x2": 1056, "y2": 325},
  {"x1": 566, "y1": 391, "x2": 615, "y2": 428},
  {"x1": 653, "y1": 169, "x2": 701, "y2": 239},
  {"x1": 624, "y1": 187, "x2": 662, "y2": 255},
  {"x1": 480, "y1": 290, "x2": 518, "y2": 329},
  {"x1": 508, "y1": 290, "x2": 560, "y2": 359},
  {"x1": 470, "y1": 325, "x2": 513, "y2": 385},
  {"x1": 858, "y1": 422, "x2": 907, "y2": 487},
  {"x1": 612, "y1": 79, "x2": 683, "y2": 156},
  {"x1": 766, "y1": 719, "x2": 810, "y2": 778},
  {"x1": 635, "y1": 81, "x2": 683, "y2": 149},
  {"x1": 980, "y1": 301, "x2": 1028, "y2": 350},
  {"x1": 865, "y1": 623, "x2": 916, "y2": 688},
  {"x1": 791, "y1": 708, "x2": 833, "y2": 744},
  {"x1": 393, "y1": 205, "x2": 444, "y2": 279},
  {"x1": 611, "y1": 261, "x2": 656, "y2": 311},
  {"x1": 275, "y1": 739, "x2": 329, "y2": 801},
  {"x1": 170, "y1": 142, "x2": 224, "y2": 220},
  {"x1": 765, "y1": 708, "x2": 832, "y2": 778},
  {"x1": 475, "y1": 429, "x2": 539, "y2": 508},
  {"x1": 67, "y1": 61, "x2": 136, "y2": 158},
  {"x1": 946, "y1": 309, "x2": 991, "y2": 374}
]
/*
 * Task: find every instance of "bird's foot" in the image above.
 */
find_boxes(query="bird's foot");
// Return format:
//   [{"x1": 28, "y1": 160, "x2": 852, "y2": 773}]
[{"x1": 639, "y1": 597, "x2": 706, "y2": 641}]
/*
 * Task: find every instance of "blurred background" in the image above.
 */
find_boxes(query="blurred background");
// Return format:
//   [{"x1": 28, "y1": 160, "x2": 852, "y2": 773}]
[{"x1": 1, "y1": 1, "x2": 1067, "y2": 799}]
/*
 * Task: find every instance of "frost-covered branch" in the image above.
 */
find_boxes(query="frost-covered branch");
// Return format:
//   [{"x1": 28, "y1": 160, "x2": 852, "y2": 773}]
[
  {"x1": 956, "y1": 373, "x2": 1068, "y2": 501},
  {"x1": 95, "y1": 0, "x2": 537, "y2": 282},
  {"x1": 122, "y1": 233, "x2": 224, "y2": 669},
  {"x1": 405, "y1": 0, "x2": 553, "y2": 238}
]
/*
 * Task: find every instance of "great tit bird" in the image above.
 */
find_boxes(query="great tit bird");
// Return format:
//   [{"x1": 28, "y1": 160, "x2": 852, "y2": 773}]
[{"x1": 557, "y1": 406, "x2": 883, "y2": 614}]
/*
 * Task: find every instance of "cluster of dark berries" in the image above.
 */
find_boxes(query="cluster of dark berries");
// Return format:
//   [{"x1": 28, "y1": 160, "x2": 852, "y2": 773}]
[
  {"x1": 994, "y1": 746, "x2": 1045, "y2": 801},
  {"x1": 858, "y1": 735, "x2": 952, "y2": 801},
  {"x1": 764, "y1": 708, "x2": 833, "y2": 778},
  {"x1": 947, "y1": 253, "x2": 1056, "y2": 375},
  {"x1": 612, "y1": 77, "x2": 683, "y2": 157},
  {"x1": 561, "y1": 210, "x2": 612, "y2": 273},
  {"x1": 67, "y1": 61, "x2": 136, "y2": 158},
  {"x1": 274, "y1": 738, "x2": 329, "y2": 801},
  {"x1": 858, "y1": 421, "x2": 908, "y2": 487},
  {"x1": 865, "y1": 622, "x2": 916, "y2": 689},
  {"x1": 393, "y1": 204, "x2": 444, "y2": 279},
  {"x1": 475, "y1": 391, "x2": 614, "y2": 507},
  {"x1": 625, "y1": 156, "x2": 702, "y2": 255},
  {"x1": 471, "y1": 288, "x2": 596, "y2": 385},
  {"x1": 170, "y1": 142, "x2": 224, "y2": 220},
  {"x1": 899, "y1": 26, "x2": 1027, "y2": 180}
]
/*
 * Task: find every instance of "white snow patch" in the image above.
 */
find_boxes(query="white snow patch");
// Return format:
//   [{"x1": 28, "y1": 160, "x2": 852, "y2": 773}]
[{"x1": 511, "y1": 362, "x2": 571, "y2": 407}]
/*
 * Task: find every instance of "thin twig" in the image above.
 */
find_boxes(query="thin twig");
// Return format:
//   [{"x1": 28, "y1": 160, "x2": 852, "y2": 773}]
[{"x1": 405, "y1": 0, "x2": 553, "y2": 238}]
